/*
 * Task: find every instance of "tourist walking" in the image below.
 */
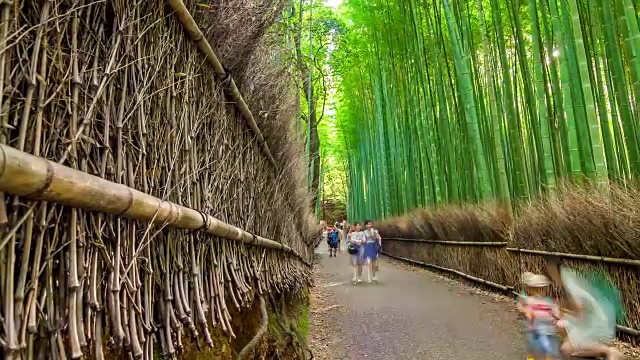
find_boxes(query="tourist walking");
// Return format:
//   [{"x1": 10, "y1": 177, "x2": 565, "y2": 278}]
[
  {"x1": 347, "y1": 223, "x2": 365, "y2": 284},
  {"x1": 517, "y1": 273, "x2": 561, "y2": 360},
  {"x1": 340, "y1": 219, "x2": 348, "y2": 252},
  {"x1": 363, "y1": 220, "x2": 382, "y2": 283},
  {"x1": 327, "y1": 227, "x2": 339, "y2": 257}
]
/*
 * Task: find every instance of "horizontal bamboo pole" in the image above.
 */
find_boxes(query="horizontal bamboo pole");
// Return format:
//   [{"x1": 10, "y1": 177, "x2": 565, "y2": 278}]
[
  {"x1": 506, "y1": 248, "x2": 640, "y2": 266},
  {"x1": 0, "y1": 144, "x2": 307, "y2": 262},
  {"x1": 381, "y1": 251, "x2": 511, "y2": 291},
  {"x1": 383, "y1": 250, "x2": 640, "y2": 337},
  {"x1": 167, "y1": 0, "x2": 277, "y2": 170},
  {"x1": 385, "y1": 237, "x2": 508, "y2": 246}
]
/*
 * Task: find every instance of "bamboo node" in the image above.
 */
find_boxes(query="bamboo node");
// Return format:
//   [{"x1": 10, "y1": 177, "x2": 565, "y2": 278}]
[{"x1": 24, "y1": 160, "x2": 53, "y2": 199}]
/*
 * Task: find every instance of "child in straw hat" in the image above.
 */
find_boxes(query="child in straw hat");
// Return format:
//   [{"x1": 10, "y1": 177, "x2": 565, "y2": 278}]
[
  {"x1": 517, "y1": 272, "x2": 562, "y2": 360},
  {"x1": 544, "y1": 256, "x2": 624, "y2": 360}
]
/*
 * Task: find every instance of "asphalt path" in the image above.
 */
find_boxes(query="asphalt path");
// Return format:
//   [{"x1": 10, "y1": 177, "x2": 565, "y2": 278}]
[{"x1": 310, "y1": 242, "x2": 526, "y2": 360}]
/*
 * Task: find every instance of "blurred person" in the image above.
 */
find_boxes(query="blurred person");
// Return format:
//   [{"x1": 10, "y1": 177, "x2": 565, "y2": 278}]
[
  {"x1": 544, "y1": 256, "x2": 625, "y2": 360},
  {"x1": 327, "y1": 227, "x2": 339, "y2": 257},
  {"x1": 363, "y1": 220, "x2": 382, "y2": 283},
  {"x1": 516, "y1": 272, "x2": 536, "y2": 360},
  {"x1": 340, "y1": 219, "x2": 348, "y2": 252},
  {"x1": 517, "y1": 273, "x2": 562, "y2": 360},
  {"x1": 347, "y1": 223, "x2": 365, "y2": 284},
  {"x1": 320, "y1": 220, "x2": 328, "y2": 250},
  {"x1": 335, "y1": 221, "x2": 342, "y2": 252}
]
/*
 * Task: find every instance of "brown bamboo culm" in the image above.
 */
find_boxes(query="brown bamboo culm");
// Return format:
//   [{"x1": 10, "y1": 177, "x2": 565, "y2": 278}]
[{"x1": 0, "y1": 1, "x2": 315, "y2": 359}]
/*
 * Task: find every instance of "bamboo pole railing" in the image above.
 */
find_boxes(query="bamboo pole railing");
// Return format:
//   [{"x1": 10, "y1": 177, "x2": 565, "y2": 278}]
[
  {"x1": 0, "y1": 144, "x2": 308, "y2": 262},
  {"x1": 381, "y1": 251, "x2": 512, "y2": 291},
  {"x1": 506, "y1": 248, "x2": 640, "y2": 266},
  {"x1": 385, "y1": 237, "x2": 508, "y2": 246},
  {"x1": 384, "y1": 238, "x2": 640, "y2": 264},
  {"x1": 167, "y1": 0, "x2": 277, "y2": 170}
]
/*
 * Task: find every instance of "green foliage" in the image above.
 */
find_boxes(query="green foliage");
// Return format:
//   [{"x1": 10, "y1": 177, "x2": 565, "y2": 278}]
[
  {"x1": 280, "y1": 1, "x2": 349, "y2": 217},
  {"x1": 330, "y1": 0, "x2": 640, "y2": 221}
]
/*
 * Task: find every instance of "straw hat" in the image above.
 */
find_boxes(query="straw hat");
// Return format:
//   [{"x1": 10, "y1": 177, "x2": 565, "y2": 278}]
[
  {"x1": 521, "y1": 272, "x2": 536, "y2": 284},
  {"x1": 524, "y1": 274, "x2": 551, "y2": 288}
]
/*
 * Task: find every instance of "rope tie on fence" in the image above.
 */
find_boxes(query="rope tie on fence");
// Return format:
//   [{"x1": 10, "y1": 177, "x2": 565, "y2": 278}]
[
  {"x1": 188, "y1": 210, "x2": 209, "y2": 235},
  {"x1": 217, "y1": 67, "x2": 232, "y2": 87}
]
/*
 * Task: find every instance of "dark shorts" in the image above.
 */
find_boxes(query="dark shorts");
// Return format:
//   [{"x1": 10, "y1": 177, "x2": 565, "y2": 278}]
[{"x1": 328, "y1": 242, "x2": 338, "y2": 249}]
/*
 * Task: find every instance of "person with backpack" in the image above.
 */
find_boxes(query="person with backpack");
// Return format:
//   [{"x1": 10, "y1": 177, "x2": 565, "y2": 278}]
[{"x1": 327, "y1": 227, "x2": 339, "y2": 257}]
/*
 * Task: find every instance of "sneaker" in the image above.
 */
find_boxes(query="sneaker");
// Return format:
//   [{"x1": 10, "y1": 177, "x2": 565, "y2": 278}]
[
  {"x1": 372, "y1": 276, "x2": 378, "y2": 282},
  {"x1": 352, "y1": 277, "x2": 357, "y2": 284},
  {"x1": 357, "y1": 278, "x2": 362, "y2": 283}
]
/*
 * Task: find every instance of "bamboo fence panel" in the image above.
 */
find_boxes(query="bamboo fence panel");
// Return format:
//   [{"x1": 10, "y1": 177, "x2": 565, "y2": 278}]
[
  {"x1": 385, "y1": 237, "x2": 640, "y2": 265},
  {"x1": 382, "y1": 238, "x2": 640, "y2": 337},
  {"x1": 167, "y1": 0, "x2": 277, "y2": 170},
  {"x1": 506, "y1": 247, "x2": 640, "y2": 266},
  {"x1": 0, "y1": 144, "x2": 307, "y2": 258},
  {"x1": 0, "y1": 1, "x2": 313, "y2": 359},
  {"x1": 381, "y1": 251, "x2": 512, "y2": 291}
]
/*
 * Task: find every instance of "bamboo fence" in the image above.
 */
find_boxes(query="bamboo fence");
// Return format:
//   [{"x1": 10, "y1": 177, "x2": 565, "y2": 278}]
[
  {"x1": 0, "y1": 144, "x2": 307, "y2": 258},
  {"x1": 0, "y1": 1, "x2": 313, "y2": 359},
  {"x1": 167, "y1": 0, "x2": 277, "y2": 170},
  {"x1": 382, "y1": 237, "x2": 640, "y2": 338}
]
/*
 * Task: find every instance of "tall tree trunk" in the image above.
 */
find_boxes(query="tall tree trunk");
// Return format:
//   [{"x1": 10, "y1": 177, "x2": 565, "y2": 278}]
[
  {"x1": 295, "y1": 0, "x2": 321, "y2": 210},
  {"x1": 308, "y1": 106, "x2": 321, "y2": 208}
]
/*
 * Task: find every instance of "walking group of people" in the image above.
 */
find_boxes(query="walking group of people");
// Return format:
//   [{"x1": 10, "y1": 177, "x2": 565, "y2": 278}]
[
  {"x1": 346, "y1": 220, "x2": 382, "y2": 284},
  {"x1": 517, "y1": 256, "x2": 624, "y2": 360},
  {"x1": 322, "y1": 219, "x2": 382, "y2": 284}
]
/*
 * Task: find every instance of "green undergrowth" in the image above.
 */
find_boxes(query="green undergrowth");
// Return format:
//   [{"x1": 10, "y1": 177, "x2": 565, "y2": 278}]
[
  {"x1": 182, "y1": 291, "x2": 310, "y2": 359},
  {"x1": 264, "y1": 290, "x2": 311, "y2": 359},
  {"x1": 297, "y1": 301, "x2": 310, "y2": 340}
]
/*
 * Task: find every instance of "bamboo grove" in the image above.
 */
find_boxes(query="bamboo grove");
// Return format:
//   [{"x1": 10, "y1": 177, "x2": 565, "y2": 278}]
[{"x1": 335, "y1": 0, "x2": 640, "y2": 221}]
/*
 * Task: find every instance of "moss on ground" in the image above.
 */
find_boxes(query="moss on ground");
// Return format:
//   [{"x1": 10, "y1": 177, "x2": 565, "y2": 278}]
[
  {"x1": 102, "y1": 291, "x2": 310, "y2": 359},
  {"x1": 297, "y1": 300, "x2": 310, "y2": 340}
]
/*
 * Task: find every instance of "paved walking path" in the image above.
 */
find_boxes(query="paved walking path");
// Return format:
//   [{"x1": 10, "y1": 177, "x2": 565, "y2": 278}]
[{"x1": 309, "y1": 242, "x2": 526, "y2": 360}]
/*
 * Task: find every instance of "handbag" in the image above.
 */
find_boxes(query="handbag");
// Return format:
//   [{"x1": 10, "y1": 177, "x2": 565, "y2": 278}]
[{"x1": 347, "y1": 243, "x2": 360, "y2": 255}]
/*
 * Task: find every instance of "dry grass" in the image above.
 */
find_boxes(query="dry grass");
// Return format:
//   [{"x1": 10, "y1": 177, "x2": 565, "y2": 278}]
[
  {"x1": 513, "y1": 184, "x2": 640, "y2": 259},
  {"x1": 377, "y1": 202, "x2": 512, "y2": 242},
  {"x1": 378, "y1": 185, "x2": 640, "y2": 344}
]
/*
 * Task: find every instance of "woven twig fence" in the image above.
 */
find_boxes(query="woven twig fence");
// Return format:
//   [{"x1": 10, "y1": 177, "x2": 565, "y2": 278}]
[
  {"x1": 382, "y1": 238, "x2": 640, "y2": 337},
  {"x1": 0, "y1": 0, "x2": 312, "y2": 359}
]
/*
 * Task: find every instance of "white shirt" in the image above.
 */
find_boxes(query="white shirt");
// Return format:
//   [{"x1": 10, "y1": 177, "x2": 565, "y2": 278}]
[{"x1": 349, "y1": 231, "x2": 365, "y2": 245}]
